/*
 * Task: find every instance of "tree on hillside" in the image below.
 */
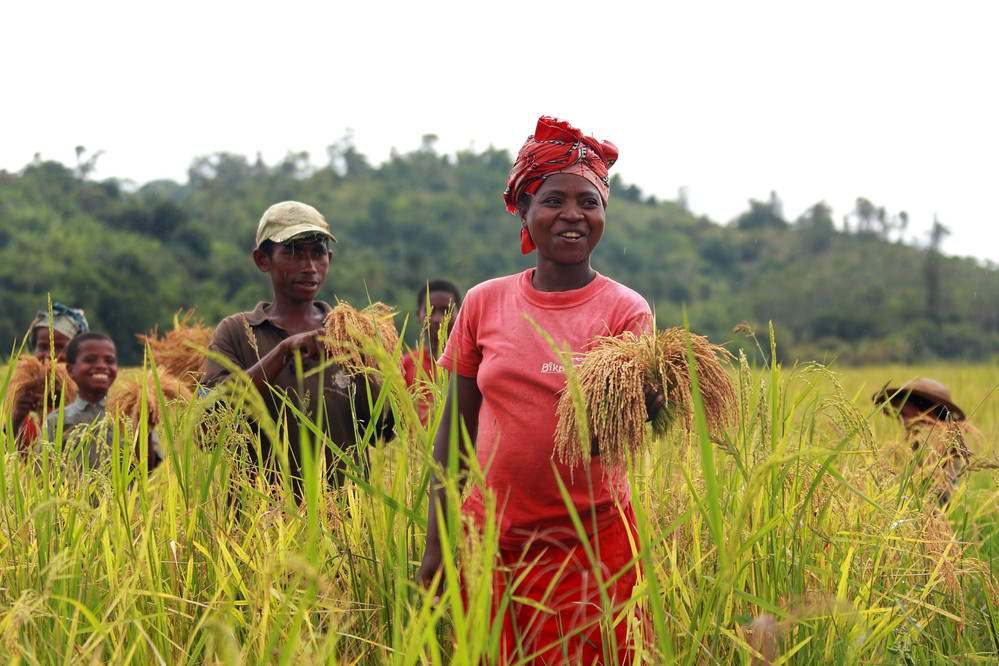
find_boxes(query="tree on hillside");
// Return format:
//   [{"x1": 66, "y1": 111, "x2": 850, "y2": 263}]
[
  {"x1": 74, "y1": 146, "x2": 103, "y2": 181},
  {"x1": 735, "y1": 191, "x2": 787, "y2": 230},
  {"x1": 924, "y1": 216, "x2": 950, "y2": 321},
  {"x1": 845, "y1": 197, "x2": 909, "y2": 241},
  {"x1": 326, "y1": 131, "x2": 372, "y2": 177},
  {"x1": 3, "y1": 146, "x2": 997, "y2": 365},
  {"x1": 795, "y1": 201, "x2": 836, "y2": 252}
]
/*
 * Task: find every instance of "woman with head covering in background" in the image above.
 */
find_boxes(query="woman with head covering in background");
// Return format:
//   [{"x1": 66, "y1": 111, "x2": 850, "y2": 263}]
[
  {"x1": 10, "y1": 303, "x2": 89, "y2": 449},
  {"x1": 417, "y1": 116, "x2": 663, "y2": 664}
]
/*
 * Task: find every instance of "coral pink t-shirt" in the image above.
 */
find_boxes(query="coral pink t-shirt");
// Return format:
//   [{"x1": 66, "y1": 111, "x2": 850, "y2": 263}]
[{"x1": 438, "y1": 269, "x2": 653, "y2": 549}]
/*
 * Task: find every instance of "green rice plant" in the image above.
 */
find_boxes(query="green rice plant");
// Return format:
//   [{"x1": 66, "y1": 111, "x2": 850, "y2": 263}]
[
  {"x1": 1, "y1": 316, "x2": 998, "y2": 664},
  {"x1": 626, "y1": 324, "x2": 999, "y2": 664}
]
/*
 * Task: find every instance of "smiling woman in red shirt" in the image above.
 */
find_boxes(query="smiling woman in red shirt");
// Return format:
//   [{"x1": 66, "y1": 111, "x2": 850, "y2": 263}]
[{"x1": 417, "y1": 116, "x2": 664, "y2": 664}]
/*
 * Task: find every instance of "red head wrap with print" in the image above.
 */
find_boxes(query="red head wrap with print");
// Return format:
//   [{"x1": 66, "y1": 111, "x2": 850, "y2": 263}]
[{"x1": 504, "y1": 116, "x2": 619, "y2": 254}]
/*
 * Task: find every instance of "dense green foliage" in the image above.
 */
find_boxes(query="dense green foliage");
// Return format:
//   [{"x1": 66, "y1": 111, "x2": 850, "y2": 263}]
[
  {"x1": 1, "y1": 142, "x2": 996, "y2": 365},
  {"x1": 2, "y1": 339, "x2": 998, "y2": 663}
]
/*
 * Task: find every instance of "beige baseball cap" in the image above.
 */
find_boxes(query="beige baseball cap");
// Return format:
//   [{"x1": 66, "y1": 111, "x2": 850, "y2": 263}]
[{"x1": 255, "y1": 201, "x2": 337, "y2": 247}]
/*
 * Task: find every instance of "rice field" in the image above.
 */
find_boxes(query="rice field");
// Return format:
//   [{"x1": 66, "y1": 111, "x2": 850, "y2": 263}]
[{"x1": 1, "y1": 327, "x2": 998, "y2": 665}]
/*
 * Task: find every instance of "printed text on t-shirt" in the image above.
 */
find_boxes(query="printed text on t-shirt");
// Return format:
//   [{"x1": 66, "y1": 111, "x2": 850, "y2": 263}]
[{"x1": 540, "y1": 356, "x2": 584, "y2": 374}]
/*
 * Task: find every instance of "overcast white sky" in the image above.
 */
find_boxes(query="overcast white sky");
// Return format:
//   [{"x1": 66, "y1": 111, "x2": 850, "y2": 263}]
[{"x1": 4, "y1": 1, "x2": 997, "y2": 263}]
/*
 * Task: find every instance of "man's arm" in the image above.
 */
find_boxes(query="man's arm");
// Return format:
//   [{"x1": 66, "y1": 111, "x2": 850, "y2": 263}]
[{"x1": 203, "y1": 317, "x2": 325, "y2": 395}]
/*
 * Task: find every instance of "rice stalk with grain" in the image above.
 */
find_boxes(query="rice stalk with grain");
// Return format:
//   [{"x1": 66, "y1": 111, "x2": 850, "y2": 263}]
[
  {"x1": 135, "y1": 309, "x2": 212, "y2": 386},
  {"x1": 107, "y1": 367, "x2": 193, "y2": 428},
  {"x1": 323, "y1": 301, "x2": 402, "y2": 375},
  {"x1": 7, "y1": 357, "x2": 76, "y2": 414},
  {"x1": 555, "y1": 327, "x2": 736, "y2": 468}
]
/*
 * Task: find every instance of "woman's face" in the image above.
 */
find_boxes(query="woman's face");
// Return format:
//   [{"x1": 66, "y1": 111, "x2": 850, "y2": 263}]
[
  {"x1": 521, "y1": 174, "x2": 605, "y2": 268},
  {"x1": 34, "y1": 328, "x2": 72, "y2": 362}
]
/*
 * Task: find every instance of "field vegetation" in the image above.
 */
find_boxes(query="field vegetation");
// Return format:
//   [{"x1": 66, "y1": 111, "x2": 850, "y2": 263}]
[{"x1": 2, "y1": 324, "x2": 997, "y2": 664}]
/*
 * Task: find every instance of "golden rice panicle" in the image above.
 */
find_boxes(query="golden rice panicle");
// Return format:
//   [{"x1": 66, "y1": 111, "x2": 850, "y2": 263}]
[
  {"x1": 363, "y1": 302, "x2": 402, "y2": 374},
  {"x1": 10, "y1": 357, "x2": 45, "y2": 395},
  {"x1": 754, "y1": 378, "x2": 771, "y2": 456},
  {"x1": 555, "y1": 333, "x2": 648, "y2": 470},
  {"x1": 919, "y1": 508, "x2": 966, "y2": 617},
  {"x1": 107, "y1": 368, "x2": 192, "y2": 427},
  {"x1": 323, "y1": 301, "x2": 402, "y2": 375},
  {"x1": 555, "y1": 327, "x2": 736, "y2": 468},
  {"x1": 737, "y1": 349, "x2": 753, "y2": 426},
  {"x1": 656, "y1": 328, "x2": 737, "y2": 438},
  {"x1": 651, "y1": 327, "x2": 694, "y2": 432},
  {"x1": 136, "y1": 309, "x2": 212, "y2": 386},
  {"x1": 108, "y1": 369, "x2": 161, "y2": 428},
  {"x1": 324, "y1": 301, "x2": 365, "y2": 370},
  {"x1": 630, "y1": 327, "x2": 737, "y2": 440},
  {"x1": 8, "y1": 357, "x2": 76, "y2": 413}
]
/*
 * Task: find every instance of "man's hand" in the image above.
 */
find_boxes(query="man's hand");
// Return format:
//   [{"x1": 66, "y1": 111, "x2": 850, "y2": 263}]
[
  {"x1": 12, "y1": 387, "x2": 43, "y2": 424},
  {"x1": 283, "y1": 329, "x2": 326, "y2": 361},
  {"x1": 645, "y1": 382, "x2": 665, "y2": 422}
]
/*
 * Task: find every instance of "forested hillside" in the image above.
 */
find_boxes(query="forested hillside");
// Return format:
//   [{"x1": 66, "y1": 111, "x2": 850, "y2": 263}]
[{"x1": 2, "y1": 140, "x2": 996, "y2": 365}]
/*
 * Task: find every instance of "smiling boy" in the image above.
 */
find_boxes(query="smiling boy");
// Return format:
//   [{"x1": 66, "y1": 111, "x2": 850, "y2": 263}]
[{"x1": 44, "y1": 332, "x2": 162, "y2": 472}]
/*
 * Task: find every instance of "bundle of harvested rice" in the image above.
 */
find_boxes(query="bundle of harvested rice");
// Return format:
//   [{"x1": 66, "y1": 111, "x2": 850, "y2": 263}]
[
  {"x1": 107, "y1": 367, "x2": 193, "y2": 428},
  {"x1": 555, "y1": 327, "x2": 736, "y2": 468},
  {"x1": 323, "y1": 301, "x2": 402, "y2": 375},
  {"x1": 136, "y1": 310, "x2": 212, "y2": 386},
  {"x1": 7, "y1": 356, "x2": 76, "y2": 412}
]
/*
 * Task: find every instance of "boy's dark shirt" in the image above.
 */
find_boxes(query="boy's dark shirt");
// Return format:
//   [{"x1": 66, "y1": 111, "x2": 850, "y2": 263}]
[{"x1": 203, "y1": 301, "x2": 394, "y2": 487}]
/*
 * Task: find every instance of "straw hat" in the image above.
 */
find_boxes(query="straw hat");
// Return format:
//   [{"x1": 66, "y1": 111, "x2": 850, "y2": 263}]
[{"x1": 873, "y1": 377, "x2": 965, "y2": 421}]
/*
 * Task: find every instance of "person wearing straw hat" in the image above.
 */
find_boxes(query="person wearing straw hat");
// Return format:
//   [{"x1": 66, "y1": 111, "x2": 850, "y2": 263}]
[
  {"x1": 417, "y1": 117, "x2": 663, "y2": 663},
  {"x1": 10, "y1": 303, "x2": 90, "y2": 449},
  {"x1": 874, "y1": 377, "x2": 974, "y2": 504},
  {"x1": 203, "y1": 201, "x2": 394, "y2": 497}
]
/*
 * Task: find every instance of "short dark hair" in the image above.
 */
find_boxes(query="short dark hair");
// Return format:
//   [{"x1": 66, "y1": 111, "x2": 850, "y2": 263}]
[
  {"x1": 65, "y1": 332, "x2": 115, "y2": 365},
  {"x1": 417, "y1": 279, "x2": 462, "y2": 310},
  {"x1": 258, "y1": 234, "x2": 330, "y2": 257},
  {"x1": 258, "y1": 239, "x2": 277, "y2": 257}
]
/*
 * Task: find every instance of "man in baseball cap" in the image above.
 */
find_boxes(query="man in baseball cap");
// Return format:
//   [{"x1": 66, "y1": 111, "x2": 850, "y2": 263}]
[{"x1": 204, "y1": 201, "x2": 392, "y2": 497}]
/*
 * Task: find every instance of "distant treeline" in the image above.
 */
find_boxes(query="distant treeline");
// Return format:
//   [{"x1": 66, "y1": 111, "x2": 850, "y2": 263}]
[{"x1": 1, "y1": 138, "x2": 997, "y2": 366}]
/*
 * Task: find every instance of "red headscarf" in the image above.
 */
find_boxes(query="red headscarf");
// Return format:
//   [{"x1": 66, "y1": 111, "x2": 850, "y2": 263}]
[{"x1": 504, "y1": 116, "x2": 619, "y2": 254}]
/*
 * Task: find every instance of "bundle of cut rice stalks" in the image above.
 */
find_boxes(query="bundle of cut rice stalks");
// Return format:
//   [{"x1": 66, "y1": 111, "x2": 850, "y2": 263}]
[
  {"x1": 7, "y1": 356, "x2": 77, "y2": 413},
  {"x1": 107, "y1": 367, "x2": 193, "y2": 428},
  {"x1": 135, "y1": 309, "x2": 212, "y2": 387},
  {"x1": 323, "y1": 301, "x2": 402, "y2": 375},
  {"x1": 555, "y1": 327, "x2": 736, "y2": 469}
]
